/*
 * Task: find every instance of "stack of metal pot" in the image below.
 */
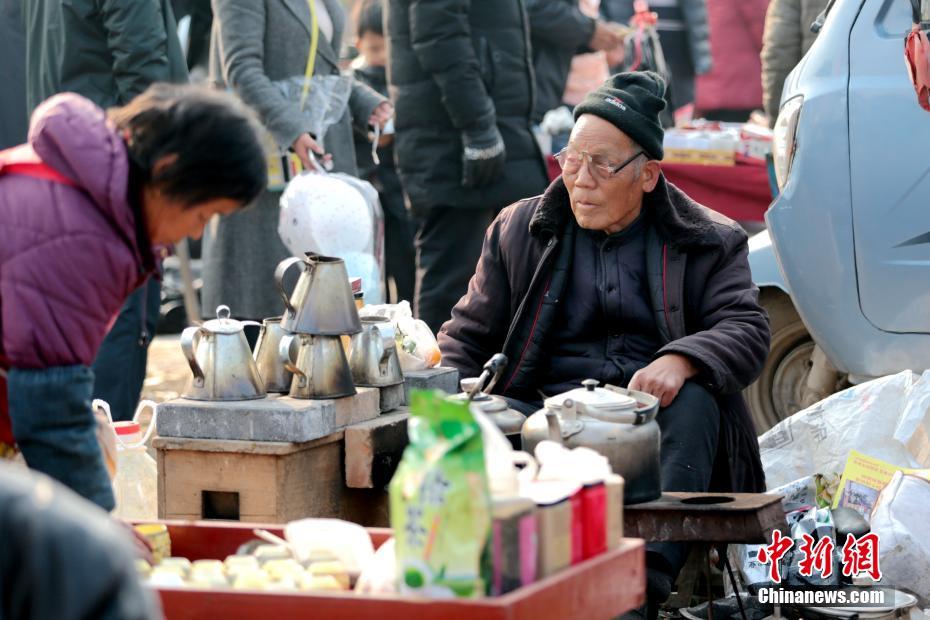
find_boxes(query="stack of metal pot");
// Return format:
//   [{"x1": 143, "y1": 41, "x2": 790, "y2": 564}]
[{"x1": 259, "y1": 253, "x2": 363, "y2": 399}]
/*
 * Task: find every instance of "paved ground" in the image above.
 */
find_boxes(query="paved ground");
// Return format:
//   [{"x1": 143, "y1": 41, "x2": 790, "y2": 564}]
[{"x1": 138, "y1": 335, "x2": 188, "y2": 430}]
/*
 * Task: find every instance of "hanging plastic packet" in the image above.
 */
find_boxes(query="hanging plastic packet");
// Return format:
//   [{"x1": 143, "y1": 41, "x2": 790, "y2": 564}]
[
  {"x1": 389, "y1": 391, "x2": 492, "y2": 598},
  {"x1": 371, "y1": 123, "x2": 381, "y2": 166}
]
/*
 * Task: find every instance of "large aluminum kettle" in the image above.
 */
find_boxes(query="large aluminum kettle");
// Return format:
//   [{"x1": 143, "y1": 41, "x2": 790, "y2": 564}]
[
  {"x1": 275, "y1": 253, "x2": 362, "y2": 336},
  {"x1": 348, "y1": 317, "x2": 404, "y2": 387},
  {"x1": 180, "y1": 305, "x2": 266, "y2": 401},
  {"x1": 521, "y1": 379, "x2": 662, "y2": 504}
]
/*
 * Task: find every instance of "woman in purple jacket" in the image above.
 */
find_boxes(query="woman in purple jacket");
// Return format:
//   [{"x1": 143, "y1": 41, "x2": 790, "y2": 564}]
[{"x1": 0, "y1": 84, "x2": 266, "y2": 510}]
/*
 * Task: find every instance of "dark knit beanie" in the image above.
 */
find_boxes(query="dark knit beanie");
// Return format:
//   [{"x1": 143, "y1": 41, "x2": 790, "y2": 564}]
[{"x1": 573, "y1": 71, "x2": 667, "y2": 161}]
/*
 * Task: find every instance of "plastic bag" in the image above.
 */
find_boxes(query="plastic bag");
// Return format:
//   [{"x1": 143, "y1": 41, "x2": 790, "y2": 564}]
[
  {"x1": 360, "y1": 302, "x2": 441, "y2": 370},
  {"x1": 870, "y1": 471, "x2": 930, "y2": 601},
  {"x1": 389, "y1": 391, "x2": 491, "y2": 598},
  {"x1": 271, "y1": 75, "x2": 352, "y2": 150},
  {"x1": 355, "y1": 538, "x2": 397, "y2": 595},
  {"x1": 279, "y1": 171, "x2": 386, "y2": 304},
  {"x1": 759, "y1": 370, "x2": 930, "y2": 489}
]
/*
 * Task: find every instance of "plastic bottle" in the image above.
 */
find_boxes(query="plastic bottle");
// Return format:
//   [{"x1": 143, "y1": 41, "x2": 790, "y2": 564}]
[{"x1": 96, "y1": 400, "x2": 158, "y2": 520}]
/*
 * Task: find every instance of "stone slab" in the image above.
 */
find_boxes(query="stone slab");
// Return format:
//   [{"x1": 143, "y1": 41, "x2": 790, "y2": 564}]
[
  {"x1": 403, "y1": 366, "x2": 460, "y2": 403},
  {"x1": 378, "y1": 382, "x2": 407, "y2": 413}
]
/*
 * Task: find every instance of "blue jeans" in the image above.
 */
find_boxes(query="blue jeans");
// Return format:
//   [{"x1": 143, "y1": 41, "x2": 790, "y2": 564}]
[
  {"x1": 8, "y1": 365, "x2": 115, "y2": 511},
  {"x1": 92, "y1": 278, "x2": 160, "y2": 422}
]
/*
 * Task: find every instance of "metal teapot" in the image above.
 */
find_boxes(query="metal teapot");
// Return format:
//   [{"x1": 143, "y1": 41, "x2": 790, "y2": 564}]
[
  {"x1": 348, "y1": 317, "x2": 404, "y2": 387},
  {"x1": 275, "y1": 253, "x2": 362, "y2": 336},
  {"x1": 452, "y1": 354, "x2": 527, "y2": 449},
  {"x1": 521, "y1": 379, "x2": 662, "y2": 504},
  {"x1": 279, "y1": 333, "x2": 356, "y2": 399},
  {"x1": 180, "y1": 305, "x2": 266, "y2": 401},
  {"x1": 253, "y1": 316, "x2": 294, "y2": 393}
]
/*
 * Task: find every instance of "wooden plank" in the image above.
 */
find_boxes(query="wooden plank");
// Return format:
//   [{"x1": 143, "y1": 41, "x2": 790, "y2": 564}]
[
  {"x1": 623, "y1": 492, "x2": 788, "y2": 543},
  {"x1": 151, "y1": 520, "x2": 645, "y2": 620},
  {"x1": 344, "y1": 411, "x2": 409, "y2": 489}
]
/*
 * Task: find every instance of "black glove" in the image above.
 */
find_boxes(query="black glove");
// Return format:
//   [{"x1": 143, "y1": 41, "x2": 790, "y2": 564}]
[{"x1": 461, "y1": 124, "x2": 506, "y2": 188}]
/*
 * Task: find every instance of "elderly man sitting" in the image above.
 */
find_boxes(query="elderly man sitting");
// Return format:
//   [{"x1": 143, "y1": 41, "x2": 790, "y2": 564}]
[{"x1": 438, "y1": 72, "x2": 770, "y2": 613}]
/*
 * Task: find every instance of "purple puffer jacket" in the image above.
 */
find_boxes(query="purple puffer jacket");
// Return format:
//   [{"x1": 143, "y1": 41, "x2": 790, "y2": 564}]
[{"x1": 0, "y1": 93, "x2": 160, "y2": 370}]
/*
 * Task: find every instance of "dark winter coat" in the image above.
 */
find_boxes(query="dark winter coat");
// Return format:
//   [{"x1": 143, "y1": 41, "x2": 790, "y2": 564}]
[
  {"x1": 385, "y1": 0, "x2": 548, "y2": 212},
  {"x1": 438, "y1": 176, "x2": 769, "y2": 493},
  {"x1": 23, "y1": 0, "x2": 188, "y2": 112},
  {"x1": 526, "y1": 0, "x2": 597, "y2": 122}
]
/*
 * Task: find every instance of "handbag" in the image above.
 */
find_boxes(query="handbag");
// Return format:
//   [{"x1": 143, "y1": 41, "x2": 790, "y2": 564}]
[
  {"x1": 618, "y1": 0, "x2": 674, "y2": 126},
  {"x1": 905, "y1": 0, "x2": 930, "y2": 111}
]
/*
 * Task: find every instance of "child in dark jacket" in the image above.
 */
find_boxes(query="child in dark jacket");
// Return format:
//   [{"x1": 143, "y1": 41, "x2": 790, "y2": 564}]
[{"x1": 352, "y1": 0, "x2": 416, "y2": 304}]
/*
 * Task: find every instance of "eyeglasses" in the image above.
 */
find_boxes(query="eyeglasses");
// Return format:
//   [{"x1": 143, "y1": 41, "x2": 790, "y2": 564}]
[{"x1": 555, "y1": 148, "x2": 646, "y2": 181}]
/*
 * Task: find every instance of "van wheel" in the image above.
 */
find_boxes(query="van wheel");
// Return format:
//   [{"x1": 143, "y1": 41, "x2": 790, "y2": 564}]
[{"x1": 744, "y1": 290, "x2": 814, "y2": 434}]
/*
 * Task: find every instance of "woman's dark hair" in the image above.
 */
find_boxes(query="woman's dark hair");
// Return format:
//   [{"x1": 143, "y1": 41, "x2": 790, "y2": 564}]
[
  {"x1": 354, "y1": 0, "x2": 383, "y2": 38},
  {"x1": 109, "y1": 83, "x2": 267, "y2": 208}
]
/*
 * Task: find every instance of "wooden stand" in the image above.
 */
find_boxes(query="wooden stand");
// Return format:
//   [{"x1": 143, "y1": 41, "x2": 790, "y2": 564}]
[
  {"x1": 144, "y1": 520, "x2": 646, "y2": 620},
  {"x1": 154, "y1": 433, "x2": 389, "y2": 526}
]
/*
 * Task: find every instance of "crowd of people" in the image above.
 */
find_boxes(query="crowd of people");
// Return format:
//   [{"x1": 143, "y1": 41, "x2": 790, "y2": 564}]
[{"x1": 0, "y1": 0, "x2": 832, "y2": 617}]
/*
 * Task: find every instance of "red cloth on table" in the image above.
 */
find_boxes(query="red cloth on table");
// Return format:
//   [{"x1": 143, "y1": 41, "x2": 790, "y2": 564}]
[{"x1": 544, "y1": 154, "x2": 772, "y2": 223}]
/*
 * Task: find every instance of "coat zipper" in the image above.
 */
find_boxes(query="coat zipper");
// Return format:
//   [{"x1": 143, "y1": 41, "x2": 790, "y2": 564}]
[{"x1": 500, "y1": 236, "x2": 558, "y2": 391}]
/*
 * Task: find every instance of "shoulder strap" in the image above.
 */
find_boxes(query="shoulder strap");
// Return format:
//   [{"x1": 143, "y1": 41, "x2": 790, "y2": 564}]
[{"x1": 0, "y1": 145, "x2": 77, "y2": 188}]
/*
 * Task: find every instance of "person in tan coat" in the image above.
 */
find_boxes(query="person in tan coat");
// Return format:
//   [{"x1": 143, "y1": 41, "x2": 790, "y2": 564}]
[{"x1": 761, "y1": 0, "x2": 830, "y2": 124}]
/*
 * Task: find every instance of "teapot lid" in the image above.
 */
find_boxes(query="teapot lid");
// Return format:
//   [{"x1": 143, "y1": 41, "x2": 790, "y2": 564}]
[
  {"x1": 201, "y1": 305, "x2": 246, "y2": 335},
  {"x1": 544, "y1": 379, "x2": 637, "y2": 412}
]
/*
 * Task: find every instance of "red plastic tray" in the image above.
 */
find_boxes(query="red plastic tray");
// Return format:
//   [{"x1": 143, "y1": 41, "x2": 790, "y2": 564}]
[{"x1": 145, "y1": 520, "x2": 645, "y2": 620}]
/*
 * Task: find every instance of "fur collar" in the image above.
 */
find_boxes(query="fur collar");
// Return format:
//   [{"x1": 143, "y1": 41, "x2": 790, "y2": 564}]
[{"x1": 528, "y1": 174, "x2": 731, "y2": 248}]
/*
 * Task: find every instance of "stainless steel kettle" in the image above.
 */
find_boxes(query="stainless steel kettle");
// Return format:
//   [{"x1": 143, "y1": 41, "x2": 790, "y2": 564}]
[
  {"x1": 348, "y1": 317, "x2": 405, "y2": 387},
  {"x1": 275, "y1": 253, "x2": 362, "y2": 336},
  {"x1": 180, "y1": 305, "x2": 266, "y2": 401},
  {"x1": 521, "y1": 379, "x2": 662, "y2": 504},
  {"x1": 253, "y1": 316, "x2": 294, "y2": 393},
  {"x1": 279, "y1": 333, "x2": 356, "y2": 399}
]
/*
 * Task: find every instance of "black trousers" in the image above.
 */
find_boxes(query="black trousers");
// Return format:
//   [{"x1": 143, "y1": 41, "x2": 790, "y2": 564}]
[
  {"x1": 648, "y1": 381, "x2": 721, "y2": 576},
  {"x1": 414, "y1": 206, "x2": 496, "y2": 335}
]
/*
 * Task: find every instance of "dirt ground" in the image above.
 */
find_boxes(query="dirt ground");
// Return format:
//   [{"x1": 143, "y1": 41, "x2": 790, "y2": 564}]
[{"x1": 137, "y1": 335, "x2": 189, "y2": 429}]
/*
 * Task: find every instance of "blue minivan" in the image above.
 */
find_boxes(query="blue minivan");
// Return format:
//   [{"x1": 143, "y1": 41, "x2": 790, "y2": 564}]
[{"x1": 746, "y1": 0, "x2": 930, "y2": 432}]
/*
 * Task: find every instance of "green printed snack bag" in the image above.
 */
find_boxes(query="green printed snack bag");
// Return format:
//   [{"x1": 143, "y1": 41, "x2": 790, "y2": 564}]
[{"x1": 389, "y1": 390, "x2": 491, "y2": 598}]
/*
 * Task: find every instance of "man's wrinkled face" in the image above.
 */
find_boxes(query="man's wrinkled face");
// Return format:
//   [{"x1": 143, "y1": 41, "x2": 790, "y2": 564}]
[{"x1": 561, "y1": 114, "x2": 660, "y2": 234}]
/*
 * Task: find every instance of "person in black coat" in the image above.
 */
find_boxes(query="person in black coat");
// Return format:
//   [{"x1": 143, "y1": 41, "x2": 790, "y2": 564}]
[
  {"x1": 438, "y1": 73, "x2": 769, "y2": 617},
  {"x1": 385, "y1": 0, "x2": 549, "y2": 334},
  {"x1": 526, "y1": 0, "x2": 626, "y2": 123}
]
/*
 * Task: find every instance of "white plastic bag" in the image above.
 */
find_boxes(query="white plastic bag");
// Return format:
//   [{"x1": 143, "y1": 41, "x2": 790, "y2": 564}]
[
  {"x1": 359, "y1": 302, "x2": 441, "y2": 370},
  {"x1": 870, "y1": 472, "x2": 930, "y2": 602},
  {"x1": 759, "y1": 370, "x2": 930, "y2": 489},
  {"x1": 278, "y1": 171, "x2": 385, "y2": 304}
]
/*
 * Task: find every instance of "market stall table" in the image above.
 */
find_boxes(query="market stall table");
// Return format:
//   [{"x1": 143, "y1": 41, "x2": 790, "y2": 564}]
[{"x1": 143, "y1": 520, "x2": 647, "y2": 620}]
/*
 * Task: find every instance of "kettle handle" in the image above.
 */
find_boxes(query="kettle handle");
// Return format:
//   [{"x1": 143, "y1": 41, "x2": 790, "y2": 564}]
[
  {"x1": 279, "y1": 334, "x2": 304, "y2": 378},
  {"x1": 180, "y1": 326, "x2": 206, "y2": 387},
  {"x1": 274, "y1": 257, "x2": 305, "y2": 317}
]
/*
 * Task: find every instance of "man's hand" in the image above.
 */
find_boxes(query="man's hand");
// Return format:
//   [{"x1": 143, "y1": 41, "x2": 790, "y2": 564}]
[
  {"x1": 589, "y1": 20, "x2": 625, "y2": 52},
  {"x1": 628, "y1": 354, "x2": 700, "y2": 407},
  {"x1": 291, "y1": 133, "x2": 332, "y2": 171},
  {"x1": 368, "y1": 101, "x2": 394, "y2": 129}
]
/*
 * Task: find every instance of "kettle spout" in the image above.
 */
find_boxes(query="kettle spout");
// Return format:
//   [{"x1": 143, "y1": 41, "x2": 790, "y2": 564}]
[{"x1": 544, "y1": 410, "x2": 563, "y2": 444}]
